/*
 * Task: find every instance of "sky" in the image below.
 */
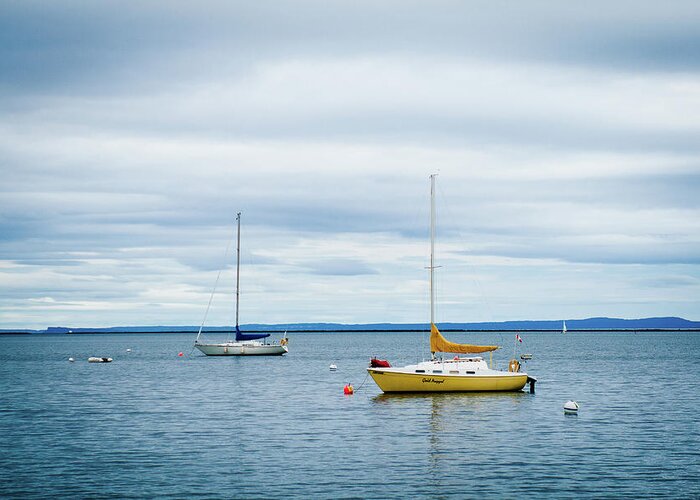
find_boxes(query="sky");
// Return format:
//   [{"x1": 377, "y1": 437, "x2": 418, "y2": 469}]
[{"x1": 1, "y1": 1, "x2": 700, "y2": 329}]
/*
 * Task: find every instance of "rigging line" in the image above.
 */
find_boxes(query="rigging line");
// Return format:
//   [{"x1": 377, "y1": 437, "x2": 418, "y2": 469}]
[
  {"x1": 435, "y1": 181, "x2": 505, "y2": 348},
  {"x1": 353, "y1": 372, "x2": 371, "y2": 392},
  {"x1": 435, "y1": 181, "x2": 496, "y2": 321},
  {"x1": 195, "y1": 225, "x2": 236, "y2": 343}
]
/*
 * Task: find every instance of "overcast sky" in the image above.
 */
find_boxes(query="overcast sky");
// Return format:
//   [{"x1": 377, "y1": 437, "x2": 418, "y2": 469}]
[{"x1": 1, "y1": 1, "x2": 699, "y2": 329}]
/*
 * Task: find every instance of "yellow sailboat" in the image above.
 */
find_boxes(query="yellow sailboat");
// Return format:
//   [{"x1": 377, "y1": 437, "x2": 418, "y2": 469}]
[{"x1": 367, "y1": 175, "x2": 532, "y2": 393}]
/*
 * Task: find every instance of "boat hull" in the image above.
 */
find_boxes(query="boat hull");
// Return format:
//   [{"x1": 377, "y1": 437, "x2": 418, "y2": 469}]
[
  {"x1": 194, "y1": 342, "x2": 288, "y2": 356},
  {"x1": 367, "y1": 368, "x2": 528, "y2": 393}
]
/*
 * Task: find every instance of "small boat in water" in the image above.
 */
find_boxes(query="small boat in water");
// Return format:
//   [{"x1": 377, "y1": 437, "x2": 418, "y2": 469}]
[
  {"x1": 88, "y1": 357, "x2": 112, "y2": 363},
  {"x1": 194, "y1": 213, "x2": 288, "y2": 356},
  {"x1": 367, "y1": 175, "x2": 532, "y2": 393},
  {"x1": 562, "y1": 320, "x2": 567, "y2": 334}
]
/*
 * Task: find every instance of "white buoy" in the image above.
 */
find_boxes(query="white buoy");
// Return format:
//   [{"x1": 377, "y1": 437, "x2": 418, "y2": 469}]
[
  {"x1": 68, "y1": 357, "x2": 75, "y2": 362},
  {"x1": 329, "y1": 363, "x2": 337, "y2": 371},
  {"x1": 564, "y1": 400, "x2": 579, "y2": 414},
  {"x1": 126, "y1": 348, "x2": 132, "y2": 353}
]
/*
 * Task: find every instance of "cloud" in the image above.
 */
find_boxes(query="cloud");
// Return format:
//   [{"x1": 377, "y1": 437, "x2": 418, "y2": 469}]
[
  {"x1": 4, "y1": 57, "x2": 700, "y2": 156},
  {"x1": 3, "y1": 1, "x2": 700, "y2": 99},
  {"x1": 27, "y1": 296, "x2": 56, "y2": 303},
  {"x1": 304, "y1": 258, "x2": 378, "y2": 276},
  {"x1": 635, "y1": 275, "x2": 700, "y2": 288}
]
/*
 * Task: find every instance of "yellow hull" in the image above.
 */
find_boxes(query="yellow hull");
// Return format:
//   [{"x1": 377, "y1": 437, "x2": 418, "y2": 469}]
[{"x1": 368, "y1": 368, "x2": 528, "y2": 393}]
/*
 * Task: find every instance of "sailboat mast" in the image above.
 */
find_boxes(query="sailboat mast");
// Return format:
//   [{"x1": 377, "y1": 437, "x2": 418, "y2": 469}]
[
  {"x1": 430, "y1": 174, "x2": 436, "y2": 326},
  {"x1": 235, "y1": 212, "x2": 241, "y2": 328}
]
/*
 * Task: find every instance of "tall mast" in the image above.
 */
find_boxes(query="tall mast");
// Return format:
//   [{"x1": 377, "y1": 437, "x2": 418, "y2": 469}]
[
  {"x1": 430, "y1": 174, "x2": 437, "y2": 326},
  {"x1": 235, "y1": 212, "x2": 241, "y2": 328}
]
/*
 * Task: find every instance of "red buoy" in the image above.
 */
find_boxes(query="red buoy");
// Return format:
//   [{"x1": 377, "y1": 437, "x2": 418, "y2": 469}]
[
  {"x1": 343, "y1": 384, "x2": 354, "y2": 395},
  {"x1": 178, "y1": 352, "x2": 183, "y2": 357}
]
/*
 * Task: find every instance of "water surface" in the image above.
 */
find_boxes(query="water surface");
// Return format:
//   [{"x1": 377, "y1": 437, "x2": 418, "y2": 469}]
[{"x1": 1, "y1": 331, "x2": 698, "y2": 498}]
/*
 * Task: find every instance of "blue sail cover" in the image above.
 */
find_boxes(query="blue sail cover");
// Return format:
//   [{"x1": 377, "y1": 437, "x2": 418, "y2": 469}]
[{"x1": 235, "y1": 326, "x2": 270, "y2": 341}]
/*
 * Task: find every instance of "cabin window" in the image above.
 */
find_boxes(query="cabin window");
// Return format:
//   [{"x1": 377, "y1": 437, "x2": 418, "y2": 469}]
[
  {"x1": 466, "y1": 371, "x2": 475, "y2": 374},
  {"x1": 433, "y1": 370, "x2": 442, "y2": 374},
  {"x1": 449, "y1": 370, "x2": 459, "y2": 374},
  {"x1": 415, "y1": 369, "x2": 425, "y2": 373}
]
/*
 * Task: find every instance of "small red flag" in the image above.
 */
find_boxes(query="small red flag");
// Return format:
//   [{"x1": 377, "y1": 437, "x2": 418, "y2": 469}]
[{"x1": 516, "y1": 334, "x2": 523, "y2": 343}]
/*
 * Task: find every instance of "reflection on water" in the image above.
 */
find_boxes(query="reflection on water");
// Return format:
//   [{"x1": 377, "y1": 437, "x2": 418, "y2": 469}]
[
  {"x1": 373, "y1": 391, "x2": 534, "y2": 490},
  {"x1": 372, "y1": 391, "x2": 529, "y2": 405}
]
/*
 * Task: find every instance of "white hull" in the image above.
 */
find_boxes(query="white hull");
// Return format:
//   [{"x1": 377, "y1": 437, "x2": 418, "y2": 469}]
[{"x1": 194, "y1": 341, "x2": 288, "y2": 356}]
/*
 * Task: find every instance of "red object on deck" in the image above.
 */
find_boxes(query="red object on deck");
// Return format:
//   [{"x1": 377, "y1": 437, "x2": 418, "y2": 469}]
[{"x1": 370, "y1": 357, "x2": 391, "y2": 368}]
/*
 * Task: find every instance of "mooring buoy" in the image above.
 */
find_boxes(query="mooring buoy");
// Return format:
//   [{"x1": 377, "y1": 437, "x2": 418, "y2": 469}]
[{"x1": 564, "y1": 400, "x2": 579, "y2": 414}]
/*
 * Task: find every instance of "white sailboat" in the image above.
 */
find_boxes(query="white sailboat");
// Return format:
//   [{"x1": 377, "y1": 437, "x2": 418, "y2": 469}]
[
  {"x1": 194, "y1": 213, "x2": 288, "y2": 356},
  {"x1": 367, "y1": 175, "x2": 533, "y2": 392},
  {"x1": 562, "y1": 320, "x2": 567, "y2": 334}
]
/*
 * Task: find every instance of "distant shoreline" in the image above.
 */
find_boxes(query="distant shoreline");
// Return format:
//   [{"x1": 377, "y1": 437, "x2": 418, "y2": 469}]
[
  {"x1": 2, "y1": 328, "x2": 699, "y2": 335},
  {"x1": 3, "y1": 316, "x2": 700, "y2": 334}
]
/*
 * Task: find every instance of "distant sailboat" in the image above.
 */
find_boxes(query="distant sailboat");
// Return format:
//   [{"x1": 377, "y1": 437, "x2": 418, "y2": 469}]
[
  {"x1": 562, "y1": 320, "x2": 567, "y2": 334},
  {"x1": 194, "y1": 213, "x2": 288, "y2": 356},
  {"x1": 367, "y1": 175, "x2": 533, "y2": 392}
]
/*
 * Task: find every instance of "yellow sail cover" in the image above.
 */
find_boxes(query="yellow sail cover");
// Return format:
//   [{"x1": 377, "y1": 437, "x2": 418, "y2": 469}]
[{"x1": 430, "y1": 324, "x2": 499, "y2": 354}]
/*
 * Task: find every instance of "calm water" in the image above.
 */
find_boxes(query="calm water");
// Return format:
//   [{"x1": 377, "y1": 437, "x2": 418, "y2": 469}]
[{"x1": 1, "y1": 331, "x2": 699, "y2": 499}]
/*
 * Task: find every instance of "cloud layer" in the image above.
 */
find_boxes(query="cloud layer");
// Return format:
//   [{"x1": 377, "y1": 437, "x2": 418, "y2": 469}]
[{"x1": 1, "y1": 1, "x2": 699, "y2": 328}]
